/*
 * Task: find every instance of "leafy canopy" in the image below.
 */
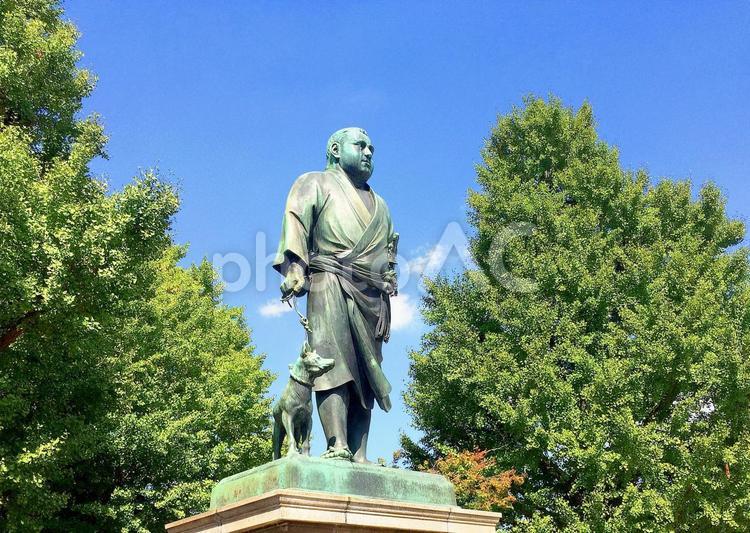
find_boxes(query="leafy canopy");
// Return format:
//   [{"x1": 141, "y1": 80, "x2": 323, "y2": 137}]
[
  {"x1": 0, "y1": 0, "x2": 94, "y2": 161},
  {"x1": 404, "y1": 96, "x2": 750, "y2": 532},
  {"x1": 0, "y1": 2, "x2": 273, "y2": 530},
  {"x1": 98, "y1": 248, "x2": 274, "y2": 531},
  {"x1": 1, "y1": 1, "x2": 177, "y2": 528}
]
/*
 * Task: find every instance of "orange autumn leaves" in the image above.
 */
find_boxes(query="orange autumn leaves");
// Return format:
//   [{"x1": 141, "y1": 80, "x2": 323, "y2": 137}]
[{"x1": 426, "y1": 449, "x2": 524, "y2": 512}]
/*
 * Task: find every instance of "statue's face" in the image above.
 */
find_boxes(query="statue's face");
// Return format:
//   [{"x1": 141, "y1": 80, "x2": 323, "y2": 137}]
[{"x1": 334, "y1": 130, "x2": 374, "y2": 182}]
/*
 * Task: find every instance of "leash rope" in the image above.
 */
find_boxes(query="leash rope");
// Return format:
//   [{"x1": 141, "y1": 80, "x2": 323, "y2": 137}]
[{"x1": 283, "y1": 294, "x2": 312, "y2": 341}]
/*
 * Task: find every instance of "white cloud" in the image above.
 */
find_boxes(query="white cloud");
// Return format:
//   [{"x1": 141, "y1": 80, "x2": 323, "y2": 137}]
[
  {"x1": 390, "y1": 293, "x2": 418, "y2": 331},
  {"x1": 259, "y1": 298, "x2": 292, "y2": 318},
  {"x1": 403, "y1": 222, "x2": 475, "y2": 283},
  {"x1": 407, "y1": 244, "x2": 451, "y2": 278}
]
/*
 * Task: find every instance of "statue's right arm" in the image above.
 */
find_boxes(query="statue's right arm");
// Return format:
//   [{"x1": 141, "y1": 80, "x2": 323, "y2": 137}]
[{"x1": 275, "y1": 173, "x2": 320, "y2": 298}]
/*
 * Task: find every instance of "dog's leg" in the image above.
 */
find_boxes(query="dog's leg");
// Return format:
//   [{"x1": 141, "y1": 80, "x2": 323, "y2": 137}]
[
  {"x1": 272, "y1": 407, "x2": 285, "y2": 460},
  {"x1": 293, "y1": 414, "x2": 306, "y2": 455},
  {"x1": 282, "y1": 411, "x2": 298, "y2": 455},
  {"x1": 300, "y1": 414, "x2": 312, "y2": 456}
]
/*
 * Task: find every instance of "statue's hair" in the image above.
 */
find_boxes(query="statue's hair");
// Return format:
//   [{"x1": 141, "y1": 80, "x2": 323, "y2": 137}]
[{"x1": 325, "y1": 127, "x2": 368, "y2": 169}]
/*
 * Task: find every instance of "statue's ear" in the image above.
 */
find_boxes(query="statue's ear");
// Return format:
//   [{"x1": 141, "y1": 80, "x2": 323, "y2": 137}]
[
  {"x1": 330, "y1": 141, "x2": 340, "y2": 159},
  {"x1": 288, "y1": 363, "x2": 294, "y2": 371}
]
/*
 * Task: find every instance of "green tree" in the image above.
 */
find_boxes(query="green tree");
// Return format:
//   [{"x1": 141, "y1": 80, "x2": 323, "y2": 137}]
[
  {"x1": 0, "y1": 1, "x2": 178, "y2": 528},
  {"x1": 1, "y1": 2, "x2": 273, "y2": 530},
  {"x1": 0, "y1": 0, "x2": 92, "y2": 162},
  {"x1": 403, "y1": 97, "x2": 750, "y2": 531},
  {"x1": 98, "y1": 248, "x2": 273, "y2": 531}
]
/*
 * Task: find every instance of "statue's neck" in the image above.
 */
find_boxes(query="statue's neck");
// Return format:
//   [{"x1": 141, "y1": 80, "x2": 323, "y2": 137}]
[
  {"x1": 349, "y1": 176, "x2": 370, "y2": 190},
  {"x1": 332, "y1": 165, "x2": 370, "y2": 190}
]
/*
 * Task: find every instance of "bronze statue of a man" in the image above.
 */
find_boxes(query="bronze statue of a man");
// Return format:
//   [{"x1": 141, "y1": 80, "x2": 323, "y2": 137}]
[{"x1": 273, "y1": 127, "x2": 398, "y2": 463}]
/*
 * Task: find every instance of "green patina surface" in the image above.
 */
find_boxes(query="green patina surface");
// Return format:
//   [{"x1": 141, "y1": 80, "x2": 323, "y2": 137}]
[{"x1": 210, "y1": 455, "x2": 457, "y2": 509}]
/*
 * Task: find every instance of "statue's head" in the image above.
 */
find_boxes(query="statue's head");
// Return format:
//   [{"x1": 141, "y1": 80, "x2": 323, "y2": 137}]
[{"x1": 325, "y1": 127, "x2": 374, "y2": 183}]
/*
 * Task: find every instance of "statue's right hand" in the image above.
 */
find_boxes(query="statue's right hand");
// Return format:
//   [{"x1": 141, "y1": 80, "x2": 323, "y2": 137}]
[{"x1": 281, "y1": 262, "x2": 306, "y2": 298}]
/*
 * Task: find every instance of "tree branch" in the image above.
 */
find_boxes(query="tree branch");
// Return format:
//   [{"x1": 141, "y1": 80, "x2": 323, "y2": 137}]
[{"x1": 0, "y1": 310, "x2": 42, "y2": 352}]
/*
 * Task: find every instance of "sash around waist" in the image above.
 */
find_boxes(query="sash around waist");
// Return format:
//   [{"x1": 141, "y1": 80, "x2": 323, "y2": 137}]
[
  {"x1": 308, "y1": 253, "x2": 392, "y2": 342},
  {"x1": 308, "y1": 254, "x2": 390, "y2": 293}
]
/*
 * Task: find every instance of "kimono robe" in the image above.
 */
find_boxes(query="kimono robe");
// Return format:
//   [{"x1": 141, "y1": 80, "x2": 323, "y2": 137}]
[{"x1": 273, "y1": 168, "x2": 398, "y2": 411}]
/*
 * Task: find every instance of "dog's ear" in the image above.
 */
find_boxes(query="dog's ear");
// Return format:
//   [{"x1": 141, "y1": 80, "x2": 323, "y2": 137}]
[{"x1": 301, "y1": 341, "x2": 311, "y2": 357}]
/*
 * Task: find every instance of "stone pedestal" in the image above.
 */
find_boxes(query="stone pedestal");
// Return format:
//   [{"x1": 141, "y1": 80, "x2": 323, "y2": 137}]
[
  {"x1": 209, "y1": 456, "x2": 457, "y2": 509},
  {"x1": 165, "y1": 456, "x2": 501, "y2": 532},
  {"x1": 164, "y1": 488, "x2": 501, "y2": 532}
]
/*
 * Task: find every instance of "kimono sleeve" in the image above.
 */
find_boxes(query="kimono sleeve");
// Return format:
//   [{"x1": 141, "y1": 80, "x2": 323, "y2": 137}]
[{"x1": 273, "y1": 173, "x2": 321, "y2": 276}]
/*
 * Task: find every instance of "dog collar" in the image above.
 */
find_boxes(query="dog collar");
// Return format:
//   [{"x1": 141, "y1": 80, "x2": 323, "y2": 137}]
[{"x1": 290, "y1": 373, "x2": 314, "y2": 387}]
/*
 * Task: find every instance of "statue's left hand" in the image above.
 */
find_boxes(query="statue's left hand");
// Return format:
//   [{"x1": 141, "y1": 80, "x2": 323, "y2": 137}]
[{"x1": 383, "y1": 269, "x2": 398, "y2": 296}]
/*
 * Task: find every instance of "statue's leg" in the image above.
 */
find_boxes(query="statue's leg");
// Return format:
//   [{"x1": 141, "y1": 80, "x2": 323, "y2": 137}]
[
  {"x1": 348, "y1": 383, "x2": 372, "y2": 464},
  {"x1": 316, "y1": 384, "x2": 351, "y2": 456}
]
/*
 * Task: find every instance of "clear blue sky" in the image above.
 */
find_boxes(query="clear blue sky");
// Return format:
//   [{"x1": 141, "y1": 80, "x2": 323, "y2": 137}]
[{"x1": 64, "y1": 1, "x2": 749, "y2": 462}]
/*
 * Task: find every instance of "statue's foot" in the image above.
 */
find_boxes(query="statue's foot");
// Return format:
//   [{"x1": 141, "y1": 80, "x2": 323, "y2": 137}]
[
  {"x1": 321, "y1": 446, "x2": 353, "y2": 461},
  {"x1": 352, "y1": 456, "x2": 373, "y2": 465}
]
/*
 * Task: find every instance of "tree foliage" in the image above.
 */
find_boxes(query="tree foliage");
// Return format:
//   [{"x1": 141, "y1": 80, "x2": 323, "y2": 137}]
[
  {"x1": 99, "y1": 248, "x2": 273, "y2": 531},
  {"x1": 0, "y1": 0, "x2": 94, "y2": 161},
  {"x1": 0, "y1": 2, "x2": 273, "y2": 530},
  {"x1": 0, "y1": 1, "x2": 177, "y2": 527},
  {"x1": 404, "y1": 96, "x2": 750, "y2": 531}
]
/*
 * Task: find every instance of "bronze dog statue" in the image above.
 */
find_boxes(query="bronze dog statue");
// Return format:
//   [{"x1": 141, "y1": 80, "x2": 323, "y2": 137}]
[{"x1": 272, "y1": 342, "x2": 335, "y2": 459}]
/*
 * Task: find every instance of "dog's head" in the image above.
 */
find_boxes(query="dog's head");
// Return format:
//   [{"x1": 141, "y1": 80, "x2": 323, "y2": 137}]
[{"x1": 299, "y1": 341, "x2": 335, "y2": 378}]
